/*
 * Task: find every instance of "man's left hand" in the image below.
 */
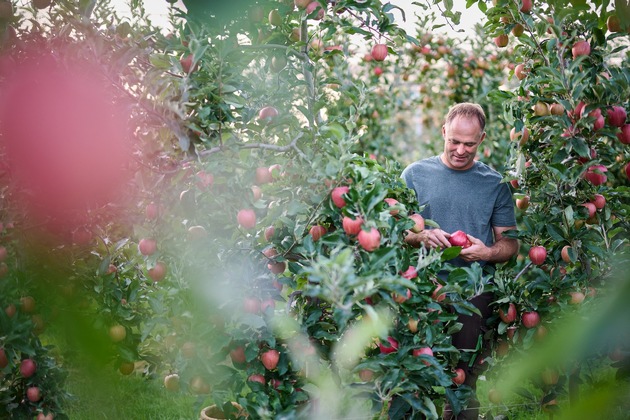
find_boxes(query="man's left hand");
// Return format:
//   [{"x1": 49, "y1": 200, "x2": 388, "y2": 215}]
[{"x1": 459, "y1": 235, "x2": 488, "y2": 262}]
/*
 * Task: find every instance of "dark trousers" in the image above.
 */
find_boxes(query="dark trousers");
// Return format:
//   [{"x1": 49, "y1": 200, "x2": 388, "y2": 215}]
[{"x1": 444, "y1": 292, "x2": 495, "y2": 420}]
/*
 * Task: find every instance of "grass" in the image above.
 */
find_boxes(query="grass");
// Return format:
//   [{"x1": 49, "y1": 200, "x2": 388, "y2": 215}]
[{"x1": 62, "y1": 365, "x2": 202, "y2": 420}]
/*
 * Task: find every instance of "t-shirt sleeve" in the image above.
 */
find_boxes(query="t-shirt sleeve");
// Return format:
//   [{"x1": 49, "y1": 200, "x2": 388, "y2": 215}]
[
  {"x1": 401, "y1": 166, "x2": 415, "y2": 193},
  {"x1": 492, "y1": 182, "x2": 517, "y2": 227}
]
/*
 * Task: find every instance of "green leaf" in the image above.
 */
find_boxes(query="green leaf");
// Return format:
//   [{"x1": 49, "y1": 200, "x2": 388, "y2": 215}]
[
  {"x1": 441, "y1": 246, "x2": 461, "y2": 261},
  {"x1": 546, "y1": 224, "x2": 565, "y2": 242}
]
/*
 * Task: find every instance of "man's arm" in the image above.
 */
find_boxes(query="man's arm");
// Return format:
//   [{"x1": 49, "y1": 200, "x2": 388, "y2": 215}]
[
  {"x1": 404, "y1": 229, "x2": 451, "y2": 249},
  {"x1": 460, "y1": 226, "x2": 518, "y2": 263}
]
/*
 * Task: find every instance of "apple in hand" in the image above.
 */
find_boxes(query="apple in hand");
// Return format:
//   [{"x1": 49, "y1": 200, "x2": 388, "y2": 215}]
[{"x1": 448, "y1": 230, "x2": 471, "y2": 248}]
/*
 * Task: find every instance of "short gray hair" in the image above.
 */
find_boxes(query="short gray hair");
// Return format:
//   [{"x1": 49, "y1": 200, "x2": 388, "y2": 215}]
[{"x1": 444, "y1": 103, "x2": 486, "y2": 131}]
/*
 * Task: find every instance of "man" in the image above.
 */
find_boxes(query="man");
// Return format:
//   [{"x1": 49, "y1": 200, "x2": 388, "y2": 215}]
[{"x1": 402, "y1": 103, "x2": 519, "y2": 419}]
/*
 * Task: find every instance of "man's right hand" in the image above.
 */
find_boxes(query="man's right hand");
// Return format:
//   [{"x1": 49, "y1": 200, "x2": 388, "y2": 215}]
[{"x1": 404, "y1": 229, "x2": 451, "y2": 249}]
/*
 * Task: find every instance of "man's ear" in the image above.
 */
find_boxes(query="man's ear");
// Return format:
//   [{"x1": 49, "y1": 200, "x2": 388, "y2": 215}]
[{"x1": 479, "y1": 131, "x2": 486, "y2": 143}]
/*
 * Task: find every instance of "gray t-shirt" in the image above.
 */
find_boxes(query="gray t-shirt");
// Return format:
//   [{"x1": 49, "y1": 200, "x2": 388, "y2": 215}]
[{"x1": 402, "y1": 155, "x2": 516, "y2": 267}]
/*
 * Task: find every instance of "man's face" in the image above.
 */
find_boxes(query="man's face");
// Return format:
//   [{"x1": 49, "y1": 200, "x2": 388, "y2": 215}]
[{"x1": 441, "y1": 116, "x2": 485, "y2": 170}]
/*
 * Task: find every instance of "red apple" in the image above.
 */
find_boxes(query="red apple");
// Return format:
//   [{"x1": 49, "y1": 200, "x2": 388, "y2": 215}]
[
  {"x1": 606, "y1": 106, "x2": 627, "y2": 127},
  {"x1": 180, "y1": 54, "x2": 196, "y2": 74},
  {"x1": 392, "y1": 289, "x2": 411, "y2": 303},
  {"x1": 409, "y1": 213, "x2": 425, "y2": 232},
  {"x1": 261, "y1": 349, "x2": 280, "y2": 370},
  {"x1": 267, "y1": 261, "x2": 286, "y2": 274},
  {"x1": 592, "y1": 194, "x2": 606, "y2": 209},
  {"x1": 431, "y1": 284, "x2": 446, "y2": 302},
  {"x1": 0, "y1": 348, "x2": 8, "y2": 368},
  {"x1": 412, "y1": 346, "x2": 433, "y2": 366},
  {"x1": 255, "y1": 167, "x2": 273, "y2": 185},
  {"x1": 514, "y1": 63, "x2": 529, "y2": 80},
  {"x1": 529, "y1": 246, "x2": 547, "y2": 265},
  {"x1": 237, "y1": 209, "x2": 257, "y2": 229},
  {"x1": 520, "y1": 0, "x2": 532, "y2": 13},
  {"x1": 452, "y1": 368, "x2": 466, "y2": 385},
  {"x1": 384, "y1": 197, "x2": 400, "y2": 215},
  {"x1": 358, "y1": 369, "x2": 374, "y2": 382},
  {"x1": 535, "y1": 325, "x2": 548, "y2": 341},
  {"x1": 261, "y1": 226, "x2": 274, "y2": 242},
  {"x1": 20, "y1": 296, "x2": 35, "y2": 313},
  {"x1": 342, "y1": 216, "x2": 364, "y2": 236},
  {"x1": 305, "y1": 1, "x2": 324, "y2": 20},
  {"x1": 625, "y1": 162, "x2": 630, "y2": 180},
  {"x1": 5, "y1": 303, "x2": 16, "y2": 317},
  {"x1": 550, "y1": 103, "x2": 565, "y2": 116},
  {"x1": 521, "y1": 311, "x2": 540, "y2": 328},
  {"x1": 572, "y1": 40, "x2": 591, "y2": 59},
  {"x1": 331, "y1": 186, "x2": 349, "y2": 208},
  {"x1": 371, "y1": 44, "x2": 388, "y2": 61},
  {"x1": 27, "y1": 386, "x2": 41, "y2": 402},
  {"x1": 138, "y1": 238, "x2": 157, "y2": 256},
  {"x1": 499, "y1": 303, "x2": 517, "y2": 324},
  {"x1": 20, "y1": 358, "x2": 37, "y2": 378},
  {"x1": 357, "y1": 227, "x2": 380, "y2": 252},
  {"x1": 494, "y1": 34, "x2": 509, "y2": 48},
  {"x1": 195, "y1": 170, "x2": 214, "y2": 189},
  {"x1": 607, "y1": 15, "x2": 622, "y2": 32},
  {"x1": 148, "y1": 261, "x2": 167, "y2": 282},
  {"x1": 584, "y1": 165, "x2": 607, "y2": 186},
  {"x1": 401, "y1": 266, "x2": 417, "y2": 279},
  {"x1": 243, "y1": 297, "x2": 261, "y2": 314},
  {"x1": 258, "y1": 106, "x2": 279, "y2": 122},
  {"x1": 309, "y1": 225, "x2": 327, "y2": 241},
  {"x1": 516, "y1": 195, "x2": 530, "y2": 210},
  {"x1": 510, "y1": 126, "x2": 529, "y2": 146},
  {"x1": 589, "y1": 108, "x2": 605, "y2": 130},
  {"x1": 248, "y1": 374, "x2": 266, "y2": 385},
  {"x1": 374, "y1": 66, "x2": 383, "y2": 76},
  {"x1": 448, "y1": 230, "x2": 471, "y2": 248},
  {"x1": 230, "y1": 346, "x2": 246, "y2": 365},
  {"x1": 617, "y1": 124, "x2": 630, "y2": 144},
  {"x1": 581, "y1": 202, "x2": 596, "y2": 218},
  {"x1": 569, "y1": 291, "x2": 585, "y2": 305},
  {"x1": 295, "y1": 0, "x2": 310, "y2": 9},
  {"x1": 561, "y1": 245, "x2": 572, "y2": 263},
  {"x1": 379, "y1": 336, "x2": 399, "y2": 354}
]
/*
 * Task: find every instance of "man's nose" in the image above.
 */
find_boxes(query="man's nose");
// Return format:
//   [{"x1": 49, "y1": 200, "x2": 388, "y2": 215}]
[{"x1": 457, "y1": 144, "x2": 466, "y2": 154}]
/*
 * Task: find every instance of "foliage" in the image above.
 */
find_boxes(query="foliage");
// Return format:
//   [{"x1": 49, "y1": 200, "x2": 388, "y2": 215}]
[{"x1": 0, "y1": 0, "x2": 628, "y2": 419}]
